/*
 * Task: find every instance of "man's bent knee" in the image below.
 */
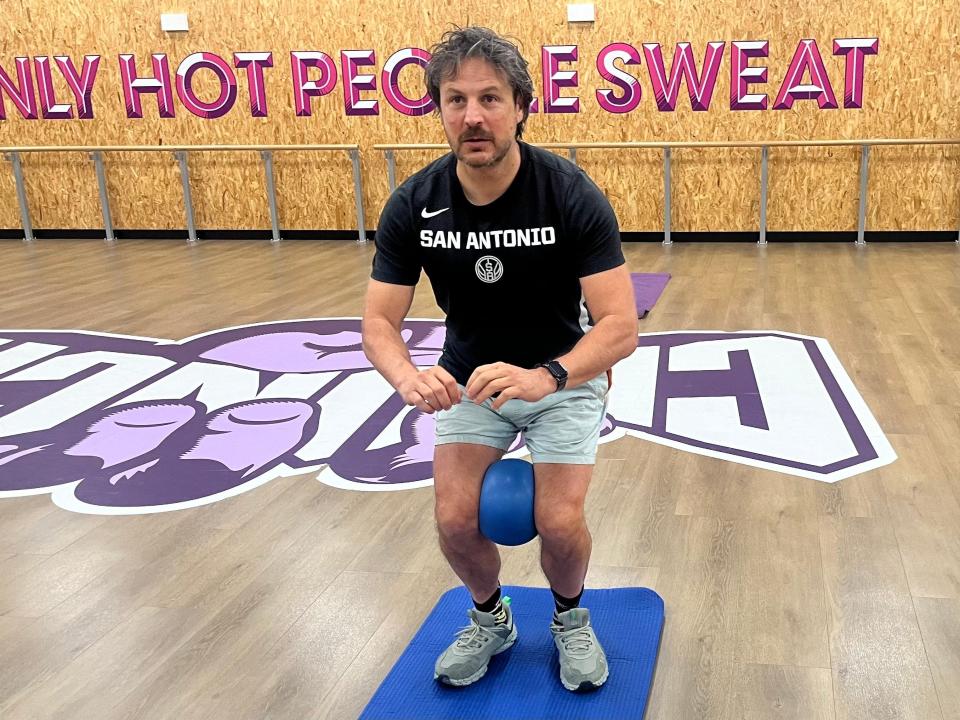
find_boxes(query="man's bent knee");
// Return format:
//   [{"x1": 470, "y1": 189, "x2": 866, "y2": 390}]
[
  {"x1": 536, "y1": 507, "x2": 587, "y2": 545},
  {"x1": 435, "y1": 503, "x2": 482, "y2": 545}
]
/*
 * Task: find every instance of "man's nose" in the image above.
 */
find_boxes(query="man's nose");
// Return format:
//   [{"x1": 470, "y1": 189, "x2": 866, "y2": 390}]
[{"x1": 463, "y1": 98, "x2": 485, "y2": 126}]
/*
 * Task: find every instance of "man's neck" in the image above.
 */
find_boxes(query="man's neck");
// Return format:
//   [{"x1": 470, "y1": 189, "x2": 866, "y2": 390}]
[{"x1": 456, "y1": 141, "x2": 522, "y2": 206}]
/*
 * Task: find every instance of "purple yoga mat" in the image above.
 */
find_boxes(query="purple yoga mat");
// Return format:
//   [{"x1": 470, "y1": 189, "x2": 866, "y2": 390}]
[{"x1": 630, "y1": 272, "x2": 671, "y2": 318}]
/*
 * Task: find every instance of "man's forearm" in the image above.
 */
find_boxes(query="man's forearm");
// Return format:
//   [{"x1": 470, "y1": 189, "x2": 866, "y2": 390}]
[
  {"x1": 554, "y1": 315, "x2": 638, "y2": 389},
  {"x1": 362, "y1": 318, "x2": 420, "y2": 390}
]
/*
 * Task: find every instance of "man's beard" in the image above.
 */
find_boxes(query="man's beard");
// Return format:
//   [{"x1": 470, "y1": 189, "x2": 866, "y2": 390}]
[{"x1": 454, "y1": 135, "x2": 513, "y2": 168}]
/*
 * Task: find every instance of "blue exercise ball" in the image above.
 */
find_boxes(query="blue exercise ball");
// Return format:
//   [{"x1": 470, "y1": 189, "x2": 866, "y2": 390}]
[{"x1": 479, "y1": 459, "x2": 537, "y2": 546}]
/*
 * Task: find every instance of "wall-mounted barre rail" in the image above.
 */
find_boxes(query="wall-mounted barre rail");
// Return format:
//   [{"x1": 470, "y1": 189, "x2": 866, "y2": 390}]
[
  {"x1": 374, "y1": 138, "x2": 960, "y2": 245},
  {"x1": 0, "y1": 144, "x2": 365, "y2": 244}
]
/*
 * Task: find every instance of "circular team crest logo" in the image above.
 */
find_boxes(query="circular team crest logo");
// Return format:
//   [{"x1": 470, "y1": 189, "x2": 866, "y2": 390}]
[{"x1": 475, "y1": 255, "x2": 504, "y2": 283}]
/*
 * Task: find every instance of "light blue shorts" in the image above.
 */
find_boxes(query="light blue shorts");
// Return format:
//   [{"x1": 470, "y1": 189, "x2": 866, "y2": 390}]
[{"x1": 434, "y1": 372, "x2": 610, "y2": 465}]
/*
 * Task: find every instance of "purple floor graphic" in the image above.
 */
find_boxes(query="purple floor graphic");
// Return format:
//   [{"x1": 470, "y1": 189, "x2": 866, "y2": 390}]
[
  {"x1": 631, "y1": 272, "x2": 671, "y2": 318},
  {"x1": 0, "y1": 320, "x2": 896, "y2": 515}
]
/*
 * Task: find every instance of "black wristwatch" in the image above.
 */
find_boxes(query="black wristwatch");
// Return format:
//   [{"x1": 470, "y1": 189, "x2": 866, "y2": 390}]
[{"x1": 536, "y1": 360, "x2": 568, "y2": 392}]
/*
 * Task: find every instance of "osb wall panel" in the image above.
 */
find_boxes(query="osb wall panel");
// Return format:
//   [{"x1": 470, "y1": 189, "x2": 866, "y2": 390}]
[
  {"x1": 0, "y1": 158, "x2": 22, "y2": 228},
  {"x1": 106, "y1": 152, "x2": 185, "y2": 230},
  {"x1": 274, "y1": 151, "x2": 361, "y2": 232},
  {"x1": 21, "y1": 152, "x2": 101, "y2": 228},
  {"x1": 767, "y1": 147, "x2": 861, "y2": 231},
  {"x1": 0, "y1": 0, "x2": 957, "y2": 234},
  {"x1": 869, "y1": 145, "x2": 960, "y2": 230},
  {"x1": 671, "y1": 149, "x2": 761, "y2": 232}
]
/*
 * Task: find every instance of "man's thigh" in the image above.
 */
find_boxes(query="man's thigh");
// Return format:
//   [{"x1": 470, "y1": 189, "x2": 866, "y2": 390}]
[
  {"x1": 433, "y1": 442, "x2": 506, "y2": 522},
  {"x1": 532, "y1": 462, "x2": 594, "y2": 527}
]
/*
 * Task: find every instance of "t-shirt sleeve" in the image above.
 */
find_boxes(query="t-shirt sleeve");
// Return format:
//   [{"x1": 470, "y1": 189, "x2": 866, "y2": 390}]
[
  {"x1": 565, "y1": 172, "x2": 626, "y2": 277},
  {"x1": 371, "y1": 186, "x2": 421, "y2": 286}
]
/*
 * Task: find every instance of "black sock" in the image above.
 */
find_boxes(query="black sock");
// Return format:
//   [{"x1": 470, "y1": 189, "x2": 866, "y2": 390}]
[
  {"x1": 475, "y1": 586, "x2": 501, "y2": 613},
  {"x1": 552, "y1": 587, "x2": 584, "y2": 622},
  {"x1": 474, "y1": 586, "x2": 509, "y2": 625}
]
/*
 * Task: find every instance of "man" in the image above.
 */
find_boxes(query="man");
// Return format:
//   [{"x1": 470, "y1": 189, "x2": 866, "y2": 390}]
[{"x1": 361, "y1": 26, "x2": 638, "y2": 692}]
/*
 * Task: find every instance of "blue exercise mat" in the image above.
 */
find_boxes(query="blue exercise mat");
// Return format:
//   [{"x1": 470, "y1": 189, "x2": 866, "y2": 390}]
[{"x1": 360, "y1": 585, "x2": 664, "y2": 720}]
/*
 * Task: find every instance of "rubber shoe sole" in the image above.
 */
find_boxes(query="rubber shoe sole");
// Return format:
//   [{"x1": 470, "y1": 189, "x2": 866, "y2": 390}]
[
  {"x1": 561, "y1": 665, "x2": 609, "y2": 692},
  {"x1": 434, "y1": 625, "x2": 518, "y2": 687}
]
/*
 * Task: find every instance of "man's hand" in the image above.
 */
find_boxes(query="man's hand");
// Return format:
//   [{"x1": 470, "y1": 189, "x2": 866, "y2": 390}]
[
  {"x1": 396, "y1": 365, "x2": 462, "y2": 414},
  {"x1": 466, "y1": 362, "x2": 556, "y2": 410}
]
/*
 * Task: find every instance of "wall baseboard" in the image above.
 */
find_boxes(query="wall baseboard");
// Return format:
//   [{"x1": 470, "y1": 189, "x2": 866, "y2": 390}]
[
  {"x1": 0, "y1": 229, "x2": 367, "y2": 241},
  {"x1": 0, "y1": 228, "x2": 957, "y2": 243},
  {"x1": 619, "y1": 230, "x2": 960, "y2": 242}
]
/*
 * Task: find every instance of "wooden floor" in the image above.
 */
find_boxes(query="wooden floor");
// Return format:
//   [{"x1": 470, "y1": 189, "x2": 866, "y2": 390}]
[{"x1": 1, "y1": 238, "x2": 959, "y2": 720}]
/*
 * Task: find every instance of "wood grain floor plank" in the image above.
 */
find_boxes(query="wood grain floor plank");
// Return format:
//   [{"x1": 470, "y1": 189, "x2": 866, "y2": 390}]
[{"x1": 0, "y1": 240, "x2": 957, "y2": 719}]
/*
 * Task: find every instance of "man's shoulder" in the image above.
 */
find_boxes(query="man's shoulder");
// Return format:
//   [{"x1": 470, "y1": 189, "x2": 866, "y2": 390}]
[
  {"x1": 523, "y1": 142, "x2": 582, "y2": 184},
  {"x1": 379, "y1": 152, "x2": 454, "y2": 229}
]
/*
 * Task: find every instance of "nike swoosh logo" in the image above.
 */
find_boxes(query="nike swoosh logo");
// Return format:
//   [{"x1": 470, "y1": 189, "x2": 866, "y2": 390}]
[{"x1": 421, "y1": 207, "x2": 450, "y2": 219}]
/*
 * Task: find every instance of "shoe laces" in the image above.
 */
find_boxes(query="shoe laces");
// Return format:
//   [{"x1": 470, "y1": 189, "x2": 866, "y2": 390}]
[
  {"x1": 555, "y1": 625, "x2": 596, "y2": 658},
  {"x1": 453, "y1": 621, "x2": 495, "y2": 652}
]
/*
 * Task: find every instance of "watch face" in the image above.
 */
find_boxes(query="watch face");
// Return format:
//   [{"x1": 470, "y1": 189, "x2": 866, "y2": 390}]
[
  {"x1": 548, "y1": 361, "x2": 568, "y2": 380},
  {"x1": 537, "y1": 361, "x2": 567, "y2": 390},
  {"x1": 543, "y1": 361, "x2": 567, "y2": 390}
]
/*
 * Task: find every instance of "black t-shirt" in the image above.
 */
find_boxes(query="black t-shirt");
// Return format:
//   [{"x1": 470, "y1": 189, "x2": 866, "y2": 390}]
[{"x1": 371, "y1": 141, "x2": 625, "y2": 386}]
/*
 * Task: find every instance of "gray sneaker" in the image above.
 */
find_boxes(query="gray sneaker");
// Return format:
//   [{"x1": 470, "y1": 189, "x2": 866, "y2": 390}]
[
  {"x1": 434, "y1": 603, "x2": 517, "y2": 686},
  {"x1": 551, "y1": 607, "x2": 609, "y2": 692}
]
